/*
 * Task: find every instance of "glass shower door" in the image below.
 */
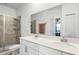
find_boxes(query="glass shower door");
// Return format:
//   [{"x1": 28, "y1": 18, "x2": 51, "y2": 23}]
[
  {"x1": 0, "y1": 15, "x2": 20, "y2": 53},
  {"x1": 0, "y1": 15, "x2": 4, "y2": 52},
  {"x1": 5, "y1": 16, "x2": 21, "y2": 46}
]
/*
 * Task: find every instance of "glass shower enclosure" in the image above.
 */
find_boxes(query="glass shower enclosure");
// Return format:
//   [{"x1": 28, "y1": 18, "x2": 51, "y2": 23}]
[{"x1": 0, "y1": 15, "x2": 21, "y2": 52}]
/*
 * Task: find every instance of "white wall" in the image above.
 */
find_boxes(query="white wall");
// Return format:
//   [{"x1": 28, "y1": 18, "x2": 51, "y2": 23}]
[
  {"x1": 31, "y1": 5, "x2": 62, "y2": 36},
  {"x1": 16, "y1": 3, "x2": 62, "y2": 36},
  {"x1": 61, "y1": 3, "x2": 79, "y2": 38},
  {"x1": 61, "y1": 3, "x2": 79, "y2": 44},
  {"x1": 0, "y1": 5, "x2": 16, "y2": 16}
]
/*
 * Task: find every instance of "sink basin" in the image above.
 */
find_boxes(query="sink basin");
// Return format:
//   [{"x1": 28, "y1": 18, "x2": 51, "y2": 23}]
[
  {"x1": 66, "y1": 43, "x2": 79, "y2": 48},
  {"x1": 49, "y1": 42, "x2": 78, "y2": 49},
  {"x1": 37, "y1": 37, "x2": 60, "y2": 42},
  {"x1": 57, "y1": 42, "x2": 79, "y2": 49}
]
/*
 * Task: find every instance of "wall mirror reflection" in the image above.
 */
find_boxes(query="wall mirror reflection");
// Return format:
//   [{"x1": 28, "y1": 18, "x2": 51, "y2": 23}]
[
  {"x1": 31, "y1": 4, "x2": 79, "y2": 38},
  {"x1": 31, "y1": 5, "x2": 62, "y2": 37},
  {"x1": 55, "y1": 18, "x2": 61, "y2": 36}
]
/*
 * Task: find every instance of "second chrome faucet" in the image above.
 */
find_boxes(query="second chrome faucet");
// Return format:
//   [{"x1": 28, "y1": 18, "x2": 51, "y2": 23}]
[{"x1": 61, "y1": 37, "x2": 68, "y2": 42}]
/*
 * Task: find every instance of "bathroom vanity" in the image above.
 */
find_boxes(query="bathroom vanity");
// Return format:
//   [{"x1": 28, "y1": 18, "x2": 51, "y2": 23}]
[
  {"x1": 20, "y1": 36, "x2": 79, "y2": 55},
  {"x1": 26, "y1": 4, "x2": 79, "y2": 55}
]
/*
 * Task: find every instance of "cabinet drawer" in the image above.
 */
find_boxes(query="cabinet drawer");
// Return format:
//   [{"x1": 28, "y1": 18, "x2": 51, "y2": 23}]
[
  {"x1": 39, "y1": 45, "x2": 61, "y2": 55},
  {"x1": 20, "y1": 39, "x2": 39, "y2": 51}
]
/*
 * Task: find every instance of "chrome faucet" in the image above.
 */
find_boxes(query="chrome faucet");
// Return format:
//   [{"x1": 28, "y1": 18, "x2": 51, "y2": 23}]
[
  {"x1": 61, "y1": 37, "x2": 68, "y2": 42},
  {"x1": 35, "y1": 34, "x2": 38, "y2": 38}
]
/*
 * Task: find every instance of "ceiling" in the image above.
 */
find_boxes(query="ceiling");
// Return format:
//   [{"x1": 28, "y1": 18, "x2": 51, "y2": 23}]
[
  {"x1": 0, "y1": 3, "x2": 25, "y2": 10},
  {"x1": 0, "y1": 3, "x2": 62, "y2": 11}
]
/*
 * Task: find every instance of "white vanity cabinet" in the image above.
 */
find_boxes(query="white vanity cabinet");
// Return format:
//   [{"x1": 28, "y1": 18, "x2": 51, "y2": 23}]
[
  {"x1": 20, "y1": 38, "x2": 72, "y2": 55},
  {"x1": 20, "y1": 39, "x2": 61, "y2": 55}
]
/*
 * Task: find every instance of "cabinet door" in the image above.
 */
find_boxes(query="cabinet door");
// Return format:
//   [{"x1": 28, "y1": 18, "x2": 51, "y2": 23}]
[
  {"x1": 20, "y1": 39, "x2": 39, "y2": 55},
  {"x1": 39, "y1": 45, "x2": 61, "y2": 55},
  {"x1": 20, "y1": 39, "x2": 39, "y2": 50},
  {"x1": 20, "y1": 44, "x2": 26, "y2": 55},
  {"x1": 24, "y1": 46, "x2": 39, "y2": 55},
  {"x1": 27, "y1": 47, "x2": 39, "y2": 55},
  {"x1": 20, "y1": 44, "x2": 39, "y2": 55}
]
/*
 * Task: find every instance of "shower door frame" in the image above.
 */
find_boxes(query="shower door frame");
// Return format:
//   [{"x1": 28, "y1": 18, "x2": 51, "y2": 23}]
[
  {"x1": 0, "y1": 15, "x2": 6, "y2": 51},
  {"x1": 0, "y1": 15, "x2": 21, "y2": 51},
  {"x1": 2, "y1": 15, "x2": 6, "y2": 51}
]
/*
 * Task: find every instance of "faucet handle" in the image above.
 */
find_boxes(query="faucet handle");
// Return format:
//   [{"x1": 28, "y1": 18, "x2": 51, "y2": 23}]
[
  {"x1": 61, "y1": 37, "x2": 68, "y2": 42},
  {"x1": 35, "y1": 34, "x2": 38, "y2": 37}
]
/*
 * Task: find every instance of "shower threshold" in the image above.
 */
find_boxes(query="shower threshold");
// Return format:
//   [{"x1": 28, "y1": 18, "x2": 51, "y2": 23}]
[{"x1": 0, "y1": 44, "x2": 20, "y2": 55}]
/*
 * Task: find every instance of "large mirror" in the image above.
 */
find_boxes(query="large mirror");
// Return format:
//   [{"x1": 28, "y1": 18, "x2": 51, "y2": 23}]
[{"x1": 31, "y1": 4, "x2": 79, "y2": 38}]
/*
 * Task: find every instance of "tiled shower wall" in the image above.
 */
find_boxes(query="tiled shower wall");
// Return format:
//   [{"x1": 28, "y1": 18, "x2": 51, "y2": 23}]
[
  {"x1": 5, "y1": 16, "x2": 16, "y2": 45},
  {"x1": 0, "y1": 15, "x2": 20, "y2": 47}
]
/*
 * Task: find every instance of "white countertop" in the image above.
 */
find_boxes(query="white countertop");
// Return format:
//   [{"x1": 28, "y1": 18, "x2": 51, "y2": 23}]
[{"x1": 20, "y1": 36, "x2": 79, "y2": 55}]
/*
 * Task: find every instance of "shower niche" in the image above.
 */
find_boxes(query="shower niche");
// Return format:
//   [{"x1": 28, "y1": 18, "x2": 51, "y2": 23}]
[{"x1": 0, "y1": 15, "x2": 21, "y2": 51}]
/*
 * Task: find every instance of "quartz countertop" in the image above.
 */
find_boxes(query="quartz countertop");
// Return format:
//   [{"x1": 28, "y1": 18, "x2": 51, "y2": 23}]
[{"x1": 20, "y1": 36, "x2": 79, "y2": 55}]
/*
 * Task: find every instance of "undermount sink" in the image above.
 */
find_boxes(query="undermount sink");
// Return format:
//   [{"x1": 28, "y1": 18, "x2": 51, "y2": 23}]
[
  {"x1": 37, "y1": 37, "x2": 60, "y2": 42},
  {"x1": 66, "y1": 43, "x2": 79, "y2": 48},
  {"x1": 53, "y1": 42, "x2": 78, "y2": 49}
]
